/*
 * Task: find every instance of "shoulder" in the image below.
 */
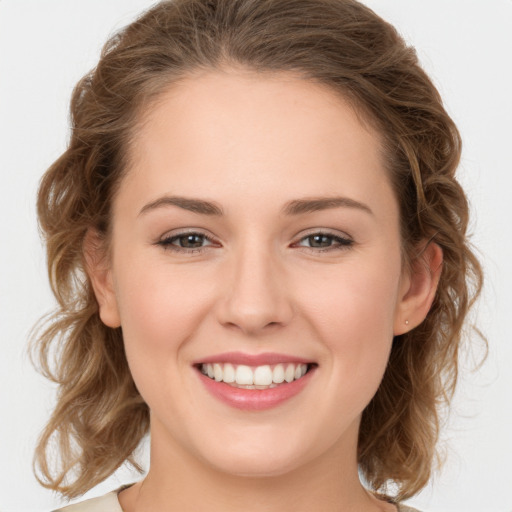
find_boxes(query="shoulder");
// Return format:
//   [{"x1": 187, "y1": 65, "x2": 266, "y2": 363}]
[
  {"x1": 398, "y1": 505, "x2": 422, "y2": 512},
  {"x1": 52, "y1": 490, "x2": 123, "y2": 512}
]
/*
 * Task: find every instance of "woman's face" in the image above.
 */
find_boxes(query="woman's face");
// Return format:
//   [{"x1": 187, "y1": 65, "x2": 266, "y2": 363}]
[{"x1": 95, "y1": 70, "x2": 415, "y2": 477}]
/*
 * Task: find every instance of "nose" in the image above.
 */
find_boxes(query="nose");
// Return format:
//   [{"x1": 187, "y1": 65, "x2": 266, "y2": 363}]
[{"x1": 216, "y1": 243, "x2": 294, "y2": 336}]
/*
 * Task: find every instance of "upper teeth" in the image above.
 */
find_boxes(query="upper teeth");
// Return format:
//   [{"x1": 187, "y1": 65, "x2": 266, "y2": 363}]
[{"x1": 201, "y1": 363, "x2": 308, "y2": 386}]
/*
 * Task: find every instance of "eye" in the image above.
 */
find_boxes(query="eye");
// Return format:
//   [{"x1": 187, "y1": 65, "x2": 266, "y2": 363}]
[
  {"x1": 157, "y1": 231, "x2": 217, "y2": 252},
  {"x1": 295, "y1": 232, "x2": 353, "y2": 252}
]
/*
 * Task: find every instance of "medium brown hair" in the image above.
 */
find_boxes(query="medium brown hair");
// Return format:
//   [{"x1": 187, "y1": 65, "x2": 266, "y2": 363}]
[{"x1": 32, "y1": 0, "x2": 483, "y2": 501}]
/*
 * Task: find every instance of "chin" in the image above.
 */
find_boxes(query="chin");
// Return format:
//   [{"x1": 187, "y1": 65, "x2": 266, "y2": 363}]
[
  {"x1": 192, "y1": 428, "x2": 317, "y2": 479},
  {"x1": 210, "y1": 451, "x2": 305, "y2": 479}
]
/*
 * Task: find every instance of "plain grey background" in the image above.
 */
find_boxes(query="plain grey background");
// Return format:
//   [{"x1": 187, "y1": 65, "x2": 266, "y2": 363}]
[{"x1": 0, "y1": 1, "x2": 511, "y2": 511}]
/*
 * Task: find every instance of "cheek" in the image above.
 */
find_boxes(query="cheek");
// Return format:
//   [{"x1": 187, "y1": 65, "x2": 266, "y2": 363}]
[
  {"x1": 114, "y1": 258, "x2": 211, "y2": 338},
  {"x1": 298, "y1": 254, "x2": 401, "y2": 337},
  {"x1": 111, "y1": 258, "x2": 214, "y2": 395},
  {"x1": 295, "y1": 256, "x2": 401, "y2": 404}
]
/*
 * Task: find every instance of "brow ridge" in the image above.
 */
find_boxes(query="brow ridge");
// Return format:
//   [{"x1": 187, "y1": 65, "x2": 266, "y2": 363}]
[
  {"x1": 139, "y1": 195, "x2": 373, "y2": 217},
  {"x1": 282, "y1": 196, "x2": 373, "y2": 216},
  {"x1": 139, "y1": 196, "x2": 223, "y2": 216}
]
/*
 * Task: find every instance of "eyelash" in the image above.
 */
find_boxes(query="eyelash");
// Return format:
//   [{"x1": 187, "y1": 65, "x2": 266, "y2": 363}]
[
  {"x1": 294, "y1": 232, "x2": 353, "y2": 252},
  {"x1": 157, "y1": 230, "x2": 354, "y2": 254},
  {"x1": 157, "y1": 231, "x2": 218, "y2": 254}
]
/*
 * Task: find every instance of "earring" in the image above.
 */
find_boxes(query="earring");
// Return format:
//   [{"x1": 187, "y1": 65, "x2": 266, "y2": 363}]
[{"x1": 405, "y1": 320, "x2": 409, "y2": 326}]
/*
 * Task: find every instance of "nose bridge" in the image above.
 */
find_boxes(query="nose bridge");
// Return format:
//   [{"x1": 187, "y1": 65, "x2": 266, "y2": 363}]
[{"x1": 217, "y1": 234, "x2": 293, "y2": 334}]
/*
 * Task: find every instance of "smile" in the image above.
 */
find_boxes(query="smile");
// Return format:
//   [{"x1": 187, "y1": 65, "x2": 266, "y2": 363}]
[
  {"x1": 200, "y1": 362, "x2": 310, "y2": 389},
  {"x1": 194, "y1": 354, "x2": 317, "y2": 411}
]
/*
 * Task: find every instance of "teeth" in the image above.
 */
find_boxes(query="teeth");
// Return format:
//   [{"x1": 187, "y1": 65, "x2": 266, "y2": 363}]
[
  {"x1": 223, "y1": 363, "x2": 235, "y2": 383},
  {"x1": 201, "y1": 362, "x2": 309, "y2": 387},
  {"x1": 213, "y1": 363, "x2": 223, "y2": 382},
  {"x1": 254, "y1": 365, "x2": 273, "y2": 386},
  {"x1": 285, "y1": 364, "x2": 295, "y2": 383},
  {"x1": 236, "y1": 365, "x2": 254, "y2": 385},
  {"x1": 273, "y1": 364, "x2": 285, "y2": 383}
]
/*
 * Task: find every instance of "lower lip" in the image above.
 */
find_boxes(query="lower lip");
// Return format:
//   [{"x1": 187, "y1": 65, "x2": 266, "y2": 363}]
[{"x1": 196, "y1": 367, "x2": 316, "y2": 411}]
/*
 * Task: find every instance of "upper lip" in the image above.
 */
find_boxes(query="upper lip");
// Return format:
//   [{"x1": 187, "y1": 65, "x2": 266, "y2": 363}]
[{"x1": 193, "y1": 351, "x2": 315, "y2": 366}]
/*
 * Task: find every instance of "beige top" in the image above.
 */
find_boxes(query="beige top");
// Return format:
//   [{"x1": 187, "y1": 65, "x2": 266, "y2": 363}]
[{"x1": 53, "y1": 487, "x2": 421, "y2": 512}]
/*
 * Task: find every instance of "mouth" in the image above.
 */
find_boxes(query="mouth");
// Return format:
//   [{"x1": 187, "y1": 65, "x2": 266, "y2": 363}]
[
  {"x1": 193, "y1": 353, "x2": 318, "y2": 410},
  {"x1": 197, "y1": 362, "x2": 315, "y2": 389}
]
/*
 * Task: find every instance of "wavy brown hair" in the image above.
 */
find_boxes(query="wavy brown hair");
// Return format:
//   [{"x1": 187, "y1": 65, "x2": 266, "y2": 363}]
[{"x1": 32, "y1": 0, "x2": 483, "y2": 501}]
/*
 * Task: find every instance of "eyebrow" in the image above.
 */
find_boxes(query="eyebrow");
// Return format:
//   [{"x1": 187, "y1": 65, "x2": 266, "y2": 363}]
[
  {"x1": 139, "y1": 196, "x2": 224, "y2": 216},
  {"x1": 139, "y1": 195, "x2": 373, "y2": 217},
  {"x1": 282, "y1": 197, "x2": 373, "y2": 216}
]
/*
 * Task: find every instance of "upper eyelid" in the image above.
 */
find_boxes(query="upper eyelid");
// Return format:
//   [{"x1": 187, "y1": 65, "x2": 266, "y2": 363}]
[
  {"x1": 159, "y1": 228, "x2": 215, "y2": 240},
  {"x1": 292, "y1": 228, "x2": 353, "y2": 242},
  {"x1": 299, "y1": 228, "x2": 350, "y2": 237}
]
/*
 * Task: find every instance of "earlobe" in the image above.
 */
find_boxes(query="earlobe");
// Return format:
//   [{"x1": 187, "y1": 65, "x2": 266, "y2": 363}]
[
  {"x1": 83, "y1": 229, "x2": 121, "y2": 328},
  {"x1": 394, "y1": 241, "x2": 443, "y2": 335}
]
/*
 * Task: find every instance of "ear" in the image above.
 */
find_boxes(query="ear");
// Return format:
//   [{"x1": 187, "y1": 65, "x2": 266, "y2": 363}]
[
  {"x1": 83, "y1": 229, "x2": 121, "y2": 328},
  {"x1": 394, "y1": 241, "x2": 443, "y2": 335}
]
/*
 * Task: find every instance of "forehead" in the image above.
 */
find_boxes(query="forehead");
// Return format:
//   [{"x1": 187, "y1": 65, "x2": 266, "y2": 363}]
[
  {"x1": 120, "y1": 70, "x2": 394, "y2": 218},
  {"x1": 132, "y1": 69, "x2": 382, "y2": 160}
]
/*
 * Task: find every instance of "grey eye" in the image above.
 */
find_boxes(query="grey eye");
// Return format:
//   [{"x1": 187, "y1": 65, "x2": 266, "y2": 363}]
[{"x1": 297, "y1": 233, "x2": 352, "y2": 250}]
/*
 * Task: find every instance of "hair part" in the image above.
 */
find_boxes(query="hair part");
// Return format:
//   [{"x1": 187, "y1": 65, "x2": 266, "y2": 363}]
[{"x1": 32, "y1": 0, "x2": 483, "y2": 501}]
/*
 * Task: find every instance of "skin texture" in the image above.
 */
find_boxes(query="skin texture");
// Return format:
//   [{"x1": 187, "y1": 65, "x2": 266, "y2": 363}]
[{"x1": 87, "y1": 69, "x2": 442, "y2": 512}]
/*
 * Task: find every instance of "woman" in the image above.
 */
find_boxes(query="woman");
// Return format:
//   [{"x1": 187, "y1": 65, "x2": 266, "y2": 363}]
[{"x1": 31, "y1": 0, "x2": 483, "y2": 511}]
